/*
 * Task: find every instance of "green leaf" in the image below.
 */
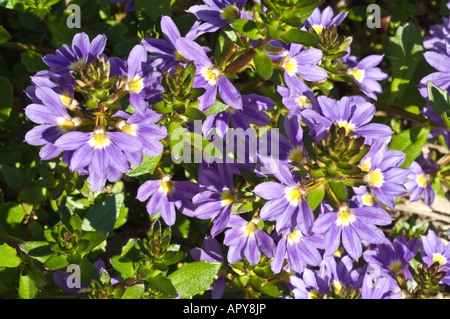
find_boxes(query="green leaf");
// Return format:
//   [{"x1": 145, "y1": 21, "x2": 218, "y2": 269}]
[
  {"x1": 110, "y1": 256, "x2": 135, "y2": 279},
  {"x1": 20, "y1": 241, "x2": 52, "y2": 263},
  {"x1": 0, "y1": 25, "x2": 11, "y2": 45},
  {"x1": 21, "y1": 50, "x2": 47, "y2": 73},
  {"x1": 43, "y1": 253, "x2": 68, "y2": 270},
  {"x1": 328, "y1": 181, "x2": 348, "y2": 202},
  {"x1": 305, "y1": 185, "x2": 325, "y2": 211},
  {"x1": 260, "y1": 284, "x2": 281, "y2": 297},
  {"x1": 254, "y1": 51, "x2": 273, "y2": 80},
  {"x1": 167, "y1": 261, "x2": 221, "y2": 299},
  {"x1": 184, "y1": 106, "x2": 206, "y2": 120},
  {"x1": 0, "y1": 76, "x2": 13, "y2": 125},
  {"x1": 146, "y1": 275, "x2": 178, "y2": 298},
  {"x1": 388, "y1": 125, "x2": 430, "y2": 168},
  {"x1": 18, "y1": 271, "x2": 39, "y2": 299},
  {"x1": 135, "y1": 0, "x2": 170, "y2": 21},
  {"x1": 232, "y1": 19, "x2": 261, "y2": 40},
  {"x1": 204, "y1": 99, "x2": 230, "y2": 116},
  {"x1": 121, "y1": 284, "x2": 145, "y2": 299},
  {"x1": 81, "y1": 193, "x2": 124, "y2": 234},
  {"x1": 0, "y1": 202, "x2": 25, "y2": 232},
  {"x1": 427, "y1": 81, "x2": 450, "y2": 116},
  {"x1": 81, "y1": 230, "x2": 108, "y2": 253},
  {"x1": 127, "y1": 154, "x2": 162, "y2": 177},
  {"x1": 281, "y1": 28, "x2": 318, "y2": 45},
  {"x1": 0, "y1": 243, "x2": 21, "y2": 268},
  {"x1": 214, "y1": 31, "x2": 234, "y2": 67},
  {"x1": 388, "y1": 23, "x2": 424, "y2": 104}
]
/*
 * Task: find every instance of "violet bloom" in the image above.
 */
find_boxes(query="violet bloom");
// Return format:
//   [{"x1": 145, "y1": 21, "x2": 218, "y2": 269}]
[
  {"x1": 419, "y1": 47, "x2": 450, "y2": 99},
  {"x1": 202, "y1": 94, "x2": 274, "y2": 138},
  {"x1": 312, "y1": 203, "x2": 392, "y2": 260},
  {"x1": 142, "y1": 16, "x2": 201, "y2": 73},
  {"x1": 288, "y1": 268, "x2": 330, "y2": 299},
  {"x1": 24, "y1": 86, "x2": 80, "y2": 160},
  {"x1": 304, "y1": 6, "x2": 348, "y2": 36},
  {"x1": 276, "y1": 43, "x2": 328, "y2": 91},
  {"x1": 351, "y1": 186, "x2": 383, "y2": 209},
  {"x1": 276, "y1": 84, "x2": 318, "y2": 117},
  {"x1": 271, "y1": 228, "x2": 324, "y2": 274},
  {"x1": 223, "y1": 215, "x2": 276, "y2": 265},
  {"x1": 361, "y1": 272, "x2": 401, "y2": 299},
  {"x1": 136, "y1": 174, "x2": 199, "y2": 226},
  {"x1": 109, "y1": 44, "x2": 163, "y2": 113},
  {"x1": 424, "y1": 7, "x2": 450, "y2": 53},
  {"x1": 42, "y1": 32, "x2": 107, "y2": 75},
  {"x1": 344, "y1": 54, "x2": 388, "y2": 100},
  {"x1": 363, "y1": 235, "x2": 420, "y2": 280},
  {"x1": 256, "y1": 115, "x2": 308, "y2": 176},
  {"x1": 420, "y1": 230, "x2": 450, "y2": 285},
  {"x1": 175, "y1": 38, "x2": 243, "y2": 111},
  {"x1": 357, "y1": 140, "x2": 409, "y2": 209},
  {"x1": 187, "y1": 0, "x2": 247, "y2": 32},
  {"x1": 253, "y1": 164, "x2": 315, "y2": 236},
  {"x1": 302, "y1": 95, "x2": 393, "y2": 143},
  {"x1": 192, "y1": 161, "x2": 246, "y2": 237},
  {"x1": 321, "y1": 255, "x2": 365, "y2": 293},
  {"x1": 108, "y1": 0, "x2": 135, "y2": 12},
  {"x1": 190, "y1": 236, "x2": 225, "y2": 299},
  {"x1": 421, "y1": 106, "x2": 450, "y2": 149},
  {"x1": 405, "y1": 161, "x2": 435, "y2": 206}
]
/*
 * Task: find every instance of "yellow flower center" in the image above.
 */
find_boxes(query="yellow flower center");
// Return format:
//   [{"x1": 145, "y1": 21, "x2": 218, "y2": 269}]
[
  {"x1": 117, "y1": 120, "x2": 137, "y2": 136},
  {"x1": 337, "y1": 120, "x2": 356, "y2": 135},
  {"x1": 88, "y1": 128, "x2": 111, "y2": 149},
  {"x1": 60, "y1": 93, "x2": 74, "y2": 108},
  {"x1": 311, "y1": 24, "x2": 325, "y2": 36},
  {"x1": 285, "y1": 186, "x2": 304, "y2": 206},
  {"x1": 416, "y1": 173, "x2": 428, "y2": 188},
  {"x1": 282, "y1": 58, "x2": 298, "y2": 76},
  {"x1": 365, "y1": 168, "x2": 385, "y2": 188},
  {"x1": 174, "y1": 50, "x2": 187, "y2": 62},
  {"x1": 388, "y1": 260, "x2": 403, "y2": 274},
  {"x1": 220, "y1": 5, "x2": 240, "y2": 21},
  {"x1": 244, "y1": 219, "x2": 259, "y2": 236},
  {"x1": 127, "y1": 75, "x2": 144, "y2": 93},
  {"x1": 359, "y1": 159, "x2": 372, "y2": 172},
  {"x1": 296, "y1": 95, "x2": 312, "y2": 108},
  {"x1": 348, "y1": 67, "x2": 365, "y2": 82},
  {"x1": 332, "y1": 280, "x2": 344, "y2": 292},
  {"x1": 361, "y1": 192, "x2": 374, "y2": 206},
  {"x1": 308, "y1": 289, "x2": 321, "y2": 299},
  {"x1": 200, "y1": 66, "x2": 223, "y2": 85},
  {"x1": 160, "y1": 175, "x2": 173, "y2": 194},
  {"x1": 433, "y1": 253, "x2": 447, "y2": 267},
  {"x1": 221, "y1": 188, "x2": 236, "y2": 207},
  {"x1": 57, "y1": 117, "x2": 77, "y2": 132},
  {"x1": 287, "y1": 229, "x2": 303, "y2": 243},
  {"x1": 336, "y1": 207, "x2": 356, "y2": 226},
  {"x1": 288, "y1": 146, "x2": 304, "y2": 163}
]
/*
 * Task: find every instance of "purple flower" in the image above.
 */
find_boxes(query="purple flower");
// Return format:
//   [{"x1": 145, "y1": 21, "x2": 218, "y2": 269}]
[
  {"x1": 351, "y1": 186, "x2": 383, "y2": 209},
  {"x1": 420, "y1": 230, "x2": 450, "y2": 285},
  {"x1": 24, "y1": 85, "x2": 80, "y2": 161},
  {"x1": 276, "y1": 84, "x2": 318, "y2": 117},
  {"x1": 276, "y1": 43, "x2": 327, "y2": 90},
  {"x1": 190, "y1": 236, "x2": 225, "y2": 299},
  {"x1": 223, "y1": 215, "x2": 276, "y2": 265},
  {"x1": 42, "y1": 32, "x2": 107, "y2": 75},
  {"x1": 175, "y1": 38, "x2": 243, "y2": 111},
  {"x1": 302, "y1": 95, "x2": 393, "y2": 143},
  {"x1": 320, "y1": 255, "x2": 365, "y2": 292},
  {"x1": 419, "y1": 48, "x2": 450, "y2": 99},
  {"x1": 358, "y1": 140, "x2": 409, "y2": 209},
  {"x1": 202, "y1": 94, "x2": 274, "y2": 138},
  {"x1": 142, "y1": 16, "x2": 200, "y2": 73},
  {"x1": 253, "y1": 165, "x2": 315, "y2": 236},
  {"x1": 187, "y1": 0, "x2": 247, "y2": 32},
  {"x1": 136, "y1": 174, "x2": 199, "y2": 226},
  {"x1": 288, "y1": 268, "x2": 330, "y2": 299},
  {"x1": 405, "y1": 161, "x2": 435, "y2": 206},
  {"x1": 110, "y1": 45, "x2": 163, "y2": 114},
  {"x1": 312, "y1": 203, "x2": 392, "y2": 260},
  {"x1": 108, "y1": 0, "x2": 135, "y2": 12},
  {"x1": 363, "y1": 235, "x2": 420, "y2": 280},
  {"x1": 344, "y1": 54, "x2": 388, "y2": 100},
  {"x1": 192, "y1": 161, "x2": 246, "y2": 236},
  {"x1": 361, "y1": 272, "x2": 401, "y2": 299},
  {"x1": 271, "y1": 228, "x2": 324, "y2": 274},
  {"x1": 304, "y1": 6, "x2": 348, "y2": 36}
]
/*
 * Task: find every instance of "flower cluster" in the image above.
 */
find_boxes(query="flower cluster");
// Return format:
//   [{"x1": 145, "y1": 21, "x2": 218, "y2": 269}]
[{"x1": 22, "y1": 0, "x2": 450, "y2": 300}]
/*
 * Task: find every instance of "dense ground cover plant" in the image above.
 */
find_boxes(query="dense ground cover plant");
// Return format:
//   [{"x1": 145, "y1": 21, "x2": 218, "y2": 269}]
[{"x1": 0, "y1": 0, "x2": 450, "y2": 300}]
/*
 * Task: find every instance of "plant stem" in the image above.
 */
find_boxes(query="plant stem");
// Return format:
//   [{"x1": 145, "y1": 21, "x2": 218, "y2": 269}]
[
  {"x1": 224, "y1": 36, "x2": 272, "y2": 75},
  {"x1": 0, "y1": 42, "x2": 54, "y2": 54}
]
